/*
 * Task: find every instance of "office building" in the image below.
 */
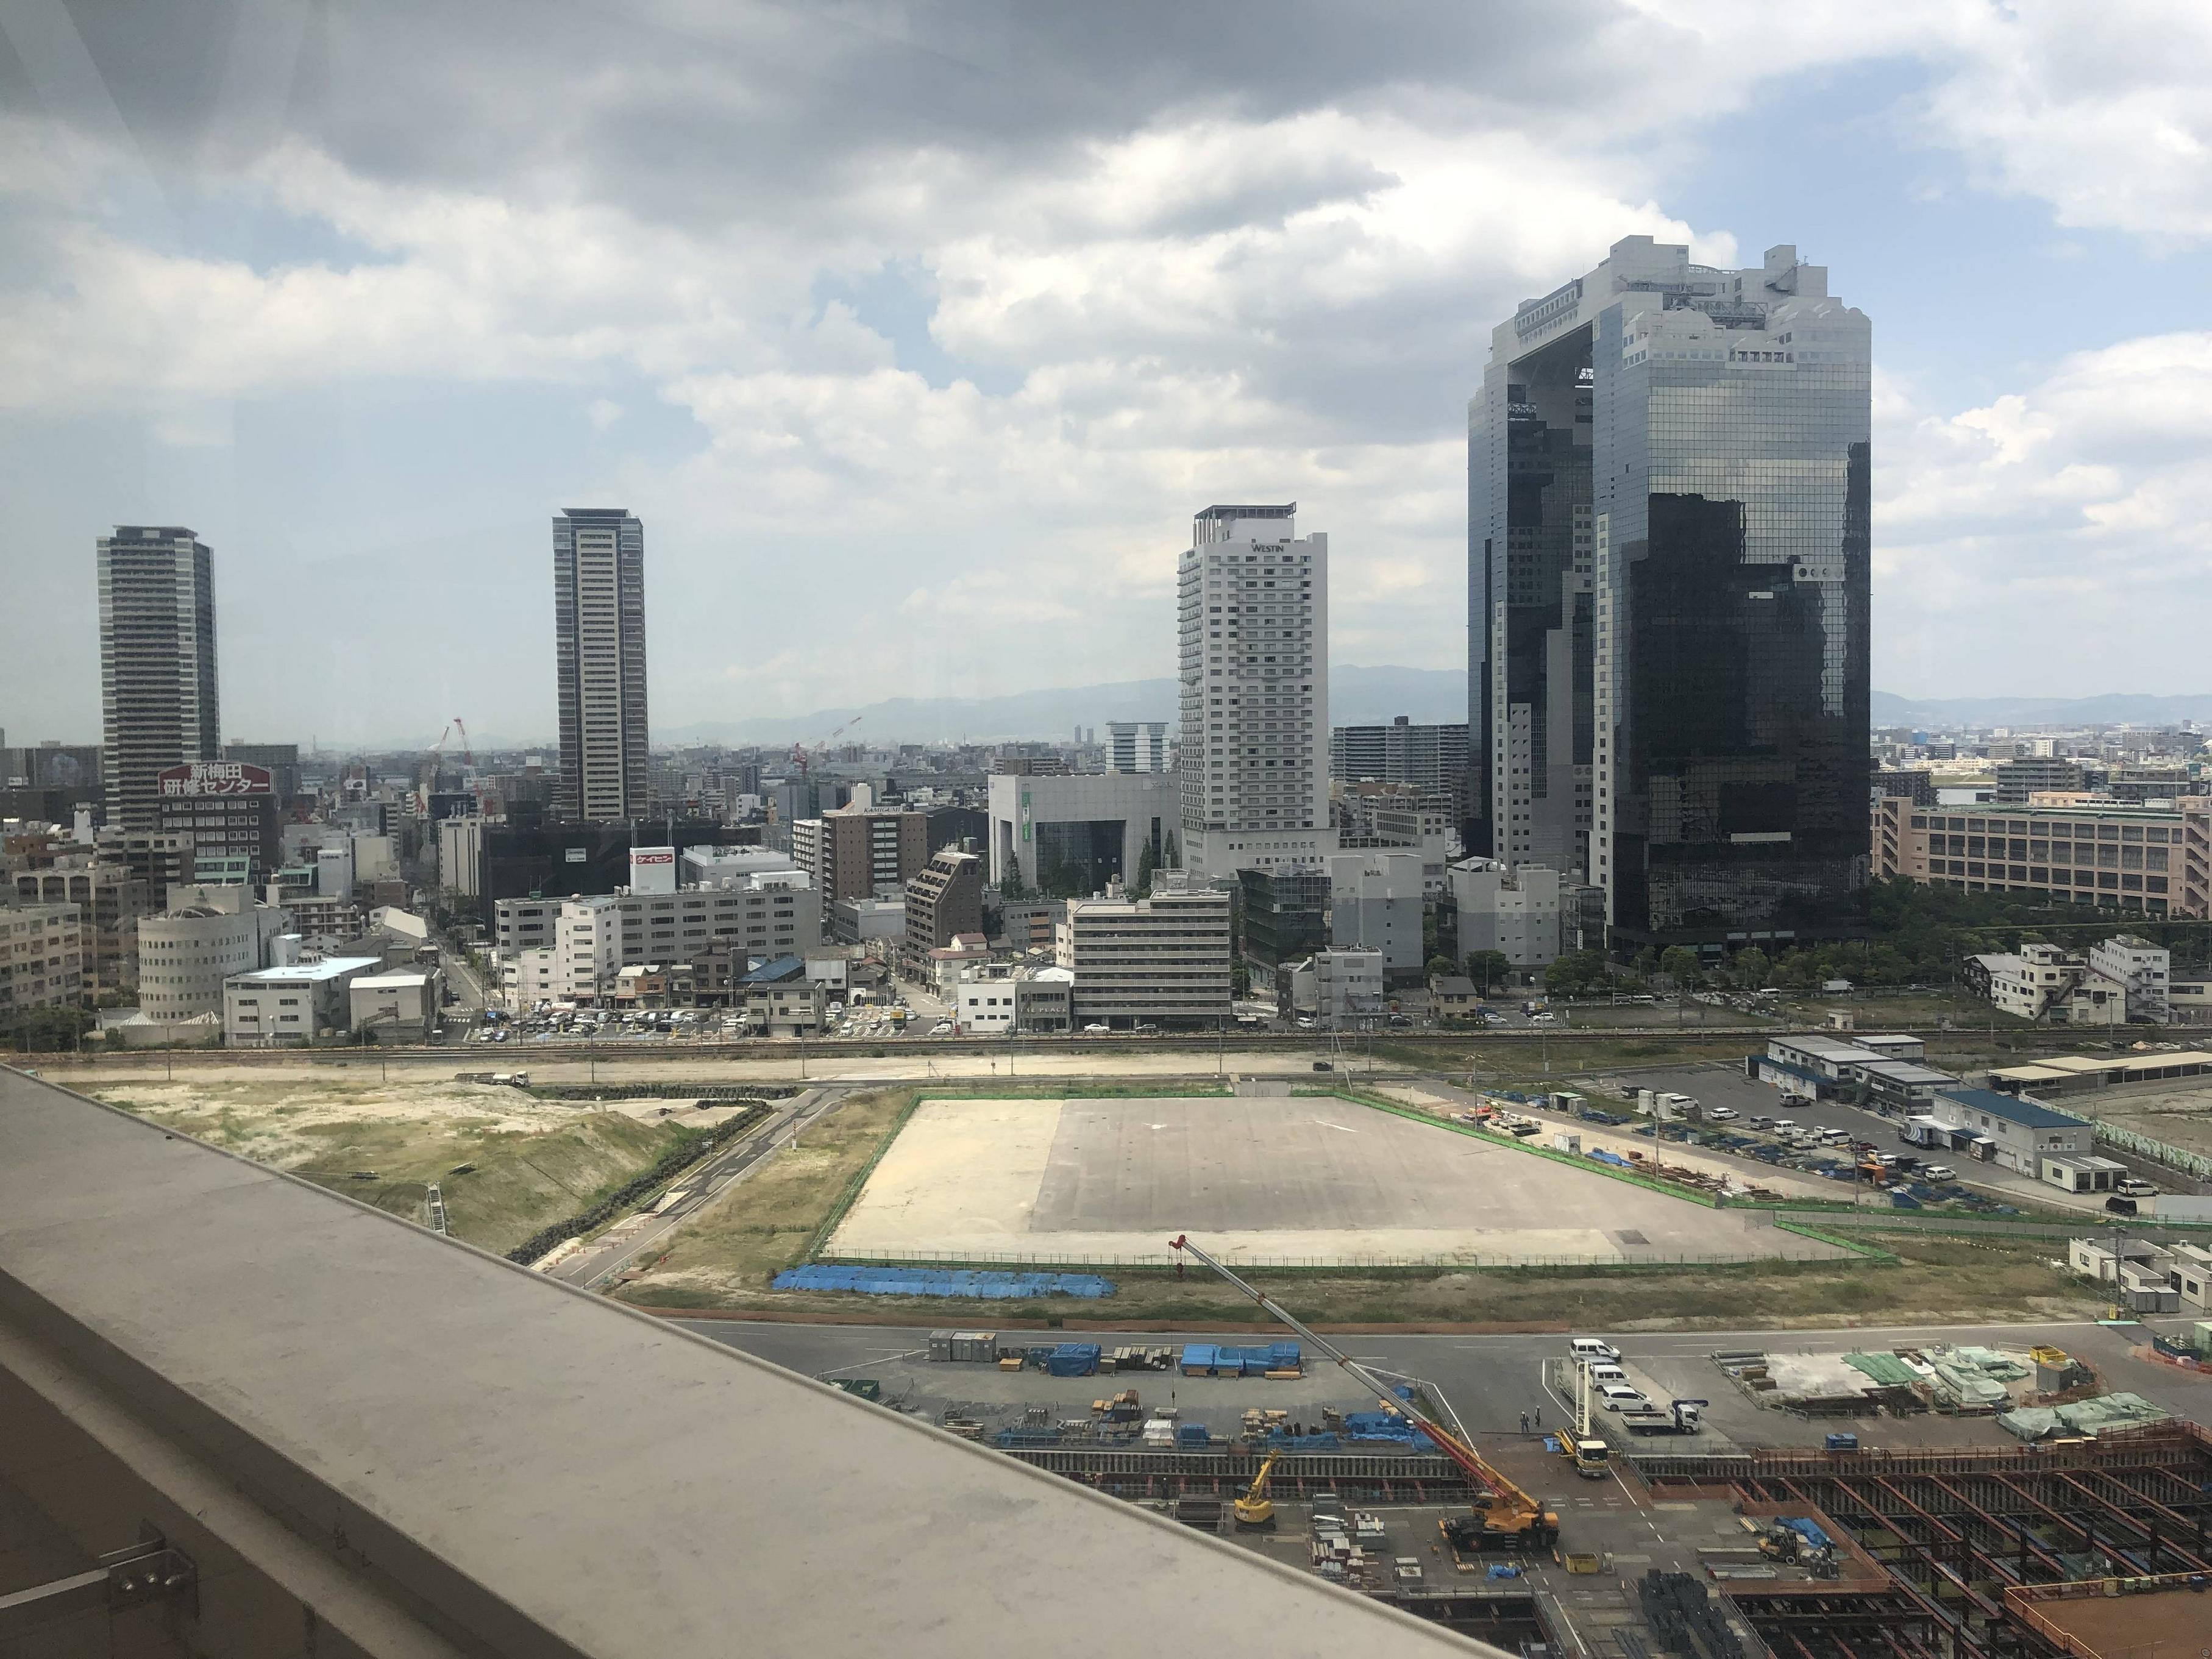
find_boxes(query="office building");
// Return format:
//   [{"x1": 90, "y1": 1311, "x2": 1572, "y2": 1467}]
[
  {"x1": 1448, "y1": 858, "x2": 1570, "y2": 968},
  {"x1": 349, "y1": 969, "x2": 443, "y2": 1042},
  {"x1": 1331, "y1": 717, "x2": 1470, "y2": 821},
  {"x1": 224, "y1": 956, "x2": 382, "y2": 1046},
  {"x1": 1, "y1": 741, "x2": 102, "y2": 804},
  {"x1": 986, "y1": 770, "x2": 1177, "y2": 897},
  {"x1": 2089, "y1": 934, "x2": 2171, "y2": 1023},
  {"x1": 1056, "y1": 870, "x2": 1232, "y2": 1028},
  {"x1": 97, "y1": 526, "x2": 219, "y2": 832},
  {"x1": 1995, "y1": 757, "x2": 2086, "y2": 804},
  {"x1": 792, "y1": 806, "x2": 929, "y2": 904},
  {"x1": 137, "y1": 885, "x2": 292, "y2": 1024},
  {"x1": 12, "y1": 859, "x2": 149, "y2": 998},
  {"x1": 552, "y1": 507, "x2": 649, "y2": 820},
  {"x1": 1472, "y1": 237, "x2": 1871, "y2": 950},
  {"x1": 903, "y1": 848, "x2": 983, "y2": 971},
  {"x1": 0, "y1": 901, "x2": 84, "y2": 1015},
  {"x1": 1874, "y1": 768, "x2": 1936, "y2": 809},
  {"x1": 223, "y1": 742, "x2": 304, "y2": 806},
  {"x1": 1176, "y1": 503, "x2": 1334, "y2": 877},
  {"x1": 1872, "y1": 797, "x2": 2208, "y2": 918},
  {"x1": 154, "y1": 761, "x2": 280, "y2": 891},
  {"x1": 1107, "y1": 721, "x2": 1170, "y2": 775},
  {"x1": 1237, "y1": 865, "x2": 1331, "y2": 967},
  {"x1": 498, "y1": 869, "x2": 820, "y2": 1006},
  {"x1": 1323, "y1": 848, "x2": 1425, "y2": 978}
]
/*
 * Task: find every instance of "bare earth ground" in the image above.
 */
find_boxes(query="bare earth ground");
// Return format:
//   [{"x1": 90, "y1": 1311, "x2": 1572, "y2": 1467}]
[
  {"x1": 85, "y1": 1077, "x2": 707, "y2": 1255},
  {"x1": 823, "y1": 1094, "x2": 1847, "y2": 1266},
  {"x1": 2063, "y1": 1076, "x2": 2212, "y2": 1160}
]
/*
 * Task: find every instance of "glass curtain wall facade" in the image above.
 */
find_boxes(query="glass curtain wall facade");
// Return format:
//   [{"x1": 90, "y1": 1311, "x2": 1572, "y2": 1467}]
[
  {"x1": 1591, "y1": 243, "x2": 1871, "y2": 950},
  {"x1": 1475, "y1": 236, "x2": 1871, "y2": 953}
]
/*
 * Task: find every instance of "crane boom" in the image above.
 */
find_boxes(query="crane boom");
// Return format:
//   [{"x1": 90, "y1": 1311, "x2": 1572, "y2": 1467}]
[{"x1": 1166, "y1": 1234, "x2": 1554, "y2": 1532}]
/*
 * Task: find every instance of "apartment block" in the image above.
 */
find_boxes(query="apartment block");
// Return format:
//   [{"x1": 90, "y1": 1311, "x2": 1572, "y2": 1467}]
[
  {"x1": 553, "y1": 507, "x2": 649, "y2": 820},
  {"x1": 500, "y1": 870, "x2": 821, "y2": 1006},
  {"x1": 1331, "y1": 716, "x2": 1470, "y2": 822},
  {"x1": 903, "y1": 848, "x2": 983, "y2": 971},
  {"x1": 13, "y1": 860, "x2": 149, "y2": 998},
  {"x1": 793, "y1": 807, "x2": 929, "y2": 904},
  {"x1": 97, "y1": 525, "x2": 220, "y2": 833},
  {"x1": 1323, "y1": 849, "x2": 1426, "y2": 978},
  {"x1": 1106, "y1": 721, "x2": 1170, "y2": 775},
  {"x1": 1963, "y1": 943, "x2": 2128, "y2": 1026},
  {"x1": 1449, "y1": 858, "x2": 1568, "y2": 968},
  {"x1": 1056, "y1": 872, "x2": 1232, "y2": 1029},
  {"x1": 1872, "y1": 797, "x2": 2207, "y2": 918},
  {"x1": 0, "y1": 901, "x2": 84, "y2": 1015},
  {"x1": 2089, "y1": 934, "x2": 2172, "y2": 1022},
  {"x1": 1176, "y1": 503, "x2": 1334, "y2": 876}
]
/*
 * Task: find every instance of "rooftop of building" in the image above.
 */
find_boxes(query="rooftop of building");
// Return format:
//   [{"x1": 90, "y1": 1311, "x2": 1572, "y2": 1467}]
[
  {"x1": 350, "y1": 970, "x2": 432, "y2": 990},
  {"x1": 1935, "y1": 1087, "x2": 2083, "y2": 1130},
  {"x1": 228, "y1": 955, "x2": 382, "y2": 986},
  {"x1": 739, "y1": 953, "x2": 806, "y2": 984},
  {"x1": 0, "y1": 1068, "x2": 1473, "y2": 1658}
]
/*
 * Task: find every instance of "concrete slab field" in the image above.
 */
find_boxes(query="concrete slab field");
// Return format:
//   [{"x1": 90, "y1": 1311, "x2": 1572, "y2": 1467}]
[{"x1": 826, "y1": 1095, "x2": 1851, "y2": 1267}]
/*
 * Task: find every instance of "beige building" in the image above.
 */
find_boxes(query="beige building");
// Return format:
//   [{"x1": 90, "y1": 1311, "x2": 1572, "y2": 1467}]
[
  {"x1": 1872, "y1": 796, "x2": 2210, "y2": 918},
  {"x1": 13, "y1": 858, "x2": 148, "y2": 998},
  {"x1": 792, "y1": 806, "x2": 929, "y2": 903},
  {"x1": 1055, "y1": 872, "x2": 1231, "y2": 1029},
  {"x1": 903, "y1": 848, "x2": 983, "y2": 972},
  {"x1": 1, "y1": 901, "x2": 84, "y2": 1016},
  {"x1": 137, "y1": 885, "x2": 291, "y2": 1023}
]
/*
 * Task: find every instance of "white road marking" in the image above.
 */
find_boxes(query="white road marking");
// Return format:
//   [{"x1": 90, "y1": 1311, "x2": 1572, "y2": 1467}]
[{"x1": 1312, "y1": 1120, "x2": 1357, "y2": 1134}]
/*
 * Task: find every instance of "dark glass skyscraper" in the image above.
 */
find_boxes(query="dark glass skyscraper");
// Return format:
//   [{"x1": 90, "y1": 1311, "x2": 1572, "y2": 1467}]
[{"x1": 1471, "y1": 237, "x2": 1871, "y2": 951}]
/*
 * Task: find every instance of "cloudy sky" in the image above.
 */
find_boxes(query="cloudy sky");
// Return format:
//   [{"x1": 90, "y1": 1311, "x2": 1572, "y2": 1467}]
[{"x1": 2, "y1": 0, "x2": 2210, "y2": 747}]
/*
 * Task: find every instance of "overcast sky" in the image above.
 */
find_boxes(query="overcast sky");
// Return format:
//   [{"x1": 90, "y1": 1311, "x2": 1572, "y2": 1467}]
[{"x1": 2, "y1": 0, "x2": 2210, "y2": 747}]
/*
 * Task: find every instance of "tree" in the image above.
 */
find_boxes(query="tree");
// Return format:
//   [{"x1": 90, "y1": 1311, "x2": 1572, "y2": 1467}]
[
  {"x1": 1543, "y1": 950, "x2": 1609, "y2": 998},
  {"x1": 3, "y1": 1004, "x2": 96, "y2": 1054},
  {"x1": 1162, "y1": 830, "x2": 1181, "y2": 870},
  {"x1": 1731, "y1": 946, "x2": 1771, "y2": 989},
  {"x1": 1632, "y1": 946, "x2": 1659, "y2": 978},
  {"x1": 1132, "y1": 840, "x2": 1159, "y2": 900},
  {"x1": 998, "y1": 865, "x2": 1029, "y2": 901},
  {"x1": 1465, "y1": 950, "x2": 1511, "y2": 996},
  {"x1": 1426, "y1": 954, "x2": 1456, "y2": 980},
  {"x1": 1659, "y1": 946, "x2": 1702, "y2": 989}
]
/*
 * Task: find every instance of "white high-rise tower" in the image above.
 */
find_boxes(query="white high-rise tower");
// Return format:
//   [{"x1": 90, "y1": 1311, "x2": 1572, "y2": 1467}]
[
  {"x1": 96, "y1": 525, "x2": 219, "y2": 833},
  {"x1": 1176, "y1": 503, "x2": 1335, "y2": 878},
  {"x1": 552, "y1": 508, "x2": 650, "y2": 822}
]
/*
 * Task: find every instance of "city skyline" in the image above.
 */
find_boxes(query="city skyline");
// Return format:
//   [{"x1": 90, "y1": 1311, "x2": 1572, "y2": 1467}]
[{"x1": 3, "y1": 4, "x2": 2210, "y2": 745}]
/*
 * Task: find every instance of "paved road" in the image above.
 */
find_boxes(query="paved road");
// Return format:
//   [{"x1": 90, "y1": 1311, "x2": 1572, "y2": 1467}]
[{"x1": 550, "y1": 1087, "x2": 853, "y2": 1287}]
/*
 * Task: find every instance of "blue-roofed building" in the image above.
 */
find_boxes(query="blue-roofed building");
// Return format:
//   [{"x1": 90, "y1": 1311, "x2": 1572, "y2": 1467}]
[
  {"x1": 1930, "y1": 1087, "x2": 2092, "y2": 1174},
  {"x1": 740, "y1": 953, "x2": 806, "y2": 984}
]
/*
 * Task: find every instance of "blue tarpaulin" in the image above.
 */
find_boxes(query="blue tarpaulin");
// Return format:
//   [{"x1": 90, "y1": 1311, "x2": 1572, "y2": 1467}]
[
  {"x1": 1773, "y1": 1517, "x2": 1835, "y2": 1553},
  {"x1": 772, "y1": 1265, "x2": 1115, "y2": 1299}
]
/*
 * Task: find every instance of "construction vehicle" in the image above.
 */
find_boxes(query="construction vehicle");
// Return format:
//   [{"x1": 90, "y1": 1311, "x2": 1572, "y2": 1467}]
[
  {"x1": 1168, "y1": 1235, "x2": 1560, "y2": 1551},
  {"x1": 1622, "y1": 1398, "x2": 1707, "y2": 1437},
  {"x1": 1234, "y1": 1451, "x2": 1282, "y2": 1527},
  {"x1": 1559, "y1": 1359, "x2": 1612, "y2": 1477}
]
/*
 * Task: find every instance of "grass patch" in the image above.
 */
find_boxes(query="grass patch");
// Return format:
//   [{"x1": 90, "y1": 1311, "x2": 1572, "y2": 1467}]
[
  {"x1": 96, "y1": 1082, "x2": 693, "y2": 1254},
  {"x1": 614, "y1": 1087, "x2": 916, "y2": 1304}
]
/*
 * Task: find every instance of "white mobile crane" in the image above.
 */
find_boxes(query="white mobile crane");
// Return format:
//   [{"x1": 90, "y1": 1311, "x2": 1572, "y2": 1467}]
[{"x1": 1167, "y1": 1235, "x2": 1560, "y2": 1551}]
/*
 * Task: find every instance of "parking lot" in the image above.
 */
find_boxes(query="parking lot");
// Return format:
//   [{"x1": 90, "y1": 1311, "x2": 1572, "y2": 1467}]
[{"x1": 1596, "y1": 1062, "x2": 2096, "y2": 1212}]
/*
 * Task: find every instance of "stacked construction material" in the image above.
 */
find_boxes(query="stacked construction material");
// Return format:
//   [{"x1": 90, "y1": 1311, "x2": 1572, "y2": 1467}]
[
  {"x1": 1179, "y1": 1341, "x2": 1301, "y2": 1377},
  {"x1": 1342, "y1": 1412, "x2": 1438, "y2": 1453}
]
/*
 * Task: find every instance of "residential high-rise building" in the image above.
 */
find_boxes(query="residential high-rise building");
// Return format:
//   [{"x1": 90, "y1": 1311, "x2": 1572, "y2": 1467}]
[
  {"x1": 552, "y1": 508, "x2": 649, "y2": 820},
  {"x1": 1176, "y1": 503, "x2": 1334, "y2": 878},
  {"x1": 1472, "y1": 236, "x2": 1871, "y2": 951},
  {"x1": 791, "y1": 806, "x2": 929, "y2": 903},
  {"x1": 903, "y1": 847, "x2": 983, "y2": 970},
  {"x1": 1330, "y1": 716, "x2": 1470, "y2": 818},
  {"x1": 97, "y1": 526, "x2": 219, "y2": 833},
  {"x1": 1107, "y1": 721, "x2": 1170, "y2": 775}
]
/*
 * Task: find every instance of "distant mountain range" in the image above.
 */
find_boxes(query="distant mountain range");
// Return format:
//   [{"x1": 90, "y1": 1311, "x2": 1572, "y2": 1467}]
[
  {"x1": 1871, "y1": 691, "x2": 2212, "y2": 729},
  {"x1": 371, "y1": 680, "x2": 2211, "y2": 753},
  {"x1": 654, "y1": 664, "x2": 1472, "y2": 747}
]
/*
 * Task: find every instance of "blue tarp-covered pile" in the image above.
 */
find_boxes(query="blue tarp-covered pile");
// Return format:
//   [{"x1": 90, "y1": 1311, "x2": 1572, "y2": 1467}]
[
  {"x1": 1343, "y1": 1411, "x2": 1438, "y2": 1452},
  {"x1": 773, "y1": 1264, "x2": 1115, "y2": 1299},
  {"x1": 1181, "y1": 1341, "x2": 1302, "y2": 1376},
  {"x1": 1256, "y1": 1429, "x2": 1342, "y2": 1452},
  {"x1": 1771, "y1": 1518, "x2": 1835, "y2": 1554}
]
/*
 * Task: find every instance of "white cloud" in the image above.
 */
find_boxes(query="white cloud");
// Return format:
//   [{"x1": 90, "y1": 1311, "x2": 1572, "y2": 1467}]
[{"x1": 1878, "y1": 332, "x2": 2212, "y2": 692}]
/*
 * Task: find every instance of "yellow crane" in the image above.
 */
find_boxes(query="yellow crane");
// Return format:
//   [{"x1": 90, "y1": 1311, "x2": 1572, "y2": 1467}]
[
  {"x1": 1168, "y1": 1235, "x2": 1560, "y2": 1551},
  {"x1": 1234, "y1": 1451, "x2": 1282, "y2": 1527}
]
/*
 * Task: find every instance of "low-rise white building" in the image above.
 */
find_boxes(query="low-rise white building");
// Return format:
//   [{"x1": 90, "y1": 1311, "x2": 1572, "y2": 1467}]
[
  {"x1": 349, "y1": 969, "x2": 443, "y2": 1042},
  {"x1": 955, "y1": 963, "x2": 1075, "y2": 1034},
  {"x1": 138, "y1": 885, "x2": 291, "y2": 1024},
  {"x1": 224, "y1": 955, "x2": 381, "y2": 1046},
  {"x1": 497, "y1": 869, "x2": 821, "y2": 1007},
  {"x1": 1325, "y1": 849, "x2": 1424, "y2": 978},
  {"x1": 1965, "y1": 942, "x2": 2128, "y2": 1025},
  {"x1": 1281, "y1": 947, "x2": 1384, "y2": 1025},
  {"x1": 2088, "y1": 934, "x2": 2171, "y2": 1021}
]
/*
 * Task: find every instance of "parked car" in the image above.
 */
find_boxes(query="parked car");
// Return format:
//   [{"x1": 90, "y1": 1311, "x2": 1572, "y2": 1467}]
[
  {"x1": 1598, "y1": 1384, "x2": 1649, "y2": 1413},
  {"x1": 2117, "y1": 1179, "x2": 2158, "y2": 1198},
  {"x1": 1084, "y1": 1023, "x2": 1111, "y2": 1034},
  {"x1": 1707, "y1": 1107, "x2": 1738, "y2": 1121}
]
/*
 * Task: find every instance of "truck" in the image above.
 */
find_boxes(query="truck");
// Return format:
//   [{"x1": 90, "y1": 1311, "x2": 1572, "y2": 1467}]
[{"x1": 1621, "y1": 1399, "x2": 1707, "y2": 1437}]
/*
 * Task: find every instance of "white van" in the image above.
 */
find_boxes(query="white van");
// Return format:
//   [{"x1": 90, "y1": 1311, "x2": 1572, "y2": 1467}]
[
  {"x1": 1598, "y1": 1384, "x2": 1648, "y2": 1412},
  {"x1": 1587, "y1": 1363, "x2": 1629, "y2": 1387},
  {"x1": 1569, "y1": 1337, "x2": 1620, "y2": 1363}
]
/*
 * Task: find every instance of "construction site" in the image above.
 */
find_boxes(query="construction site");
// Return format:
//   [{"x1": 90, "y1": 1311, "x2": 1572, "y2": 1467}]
[{"x1": 699, "y1": 1245, "x2": 2212, "y2": 1659}]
